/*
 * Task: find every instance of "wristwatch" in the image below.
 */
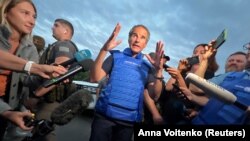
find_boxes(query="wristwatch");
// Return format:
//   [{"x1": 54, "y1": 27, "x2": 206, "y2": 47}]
[
  {"x1": 154, "y1": 75, "x2": 164, "y2": 80},
  {"x1": 24, "y1": 61, "x2": 34, "y2": 75}
]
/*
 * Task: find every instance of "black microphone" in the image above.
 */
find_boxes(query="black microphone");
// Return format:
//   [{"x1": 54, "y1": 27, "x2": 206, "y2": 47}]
[
  {"x1": 42, "y1": 59, "x2": 94, "y2": 88},
  {"x1": 163, "y1": 64, "x2": 170, "y2": 69},
  {"x1": 59, "y1": 49, "x2": 92, "y2": 67},
  {"x1": 50, "y1": 89, "x2": 93, "y2": 125},
  {"x1": 162, "y1": 55, "x2": 170, "y2": 69}
]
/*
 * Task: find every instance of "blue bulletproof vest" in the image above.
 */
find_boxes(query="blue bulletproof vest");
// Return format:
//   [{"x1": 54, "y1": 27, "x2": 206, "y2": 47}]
[
  {"x1": 95, "y1": 48, "x2": 151, "y2": 122},
  {"x1": 192, "y1": 72, "x2": 250, "y2": 125}
]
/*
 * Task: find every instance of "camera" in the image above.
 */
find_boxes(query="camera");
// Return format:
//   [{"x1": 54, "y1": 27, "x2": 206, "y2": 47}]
[{"x1": 22, "y1": 118, "x2": 55, "y2": 141}]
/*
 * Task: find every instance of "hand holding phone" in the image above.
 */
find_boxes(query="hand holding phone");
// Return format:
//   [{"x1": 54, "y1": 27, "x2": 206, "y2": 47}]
[
  {"x1": 186, "y1": 56, "x2": 199, "y2": 66},
  {"x1": 213, "y1": 29, "x2": 228, "y2": 49}
]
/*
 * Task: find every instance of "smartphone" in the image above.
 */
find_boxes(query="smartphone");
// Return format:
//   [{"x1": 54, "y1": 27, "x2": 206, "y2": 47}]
[
  {"x1": 163, "y1": 64, "x2": 170, "y2": 69},
  {"x1": 186, "y1": 56, "x2": 199, "y2": 66},
  {"x1": 213, "y1": 29, "x2": 228, "y2": 49}
]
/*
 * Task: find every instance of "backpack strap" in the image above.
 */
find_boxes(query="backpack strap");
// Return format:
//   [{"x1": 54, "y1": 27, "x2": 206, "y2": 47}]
[
  {"x1": 68, "y1": 40, "x2": 79, "y2": 52},
  {"x1": 39, "y1": 44, "x2": 54, "y2": 64}
]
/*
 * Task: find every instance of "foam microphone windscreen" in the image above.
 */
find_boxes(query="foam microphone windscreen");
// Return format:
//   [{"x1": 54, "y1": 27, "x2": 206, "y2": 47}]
[
  {"x1": 51, "y1": 89, "x2": 93, "y2": 125},
  {"x1": 185, "y1": 73, "x2": 237, "y2": 104}
]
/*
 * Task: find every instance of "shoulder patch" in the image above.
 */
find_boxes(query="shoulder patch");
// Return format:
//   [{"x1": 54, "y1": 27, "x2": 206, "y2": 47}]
[{"x1": 59, "y1": 46, "x2": 70, "y2": 52}]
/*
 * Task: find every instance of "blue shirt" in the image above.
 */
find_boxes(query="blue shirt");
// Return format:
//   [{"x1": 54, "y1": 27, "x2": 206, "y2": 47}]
[{"x1": 209, "y1": 70, "x2": 250, "y2": 85}]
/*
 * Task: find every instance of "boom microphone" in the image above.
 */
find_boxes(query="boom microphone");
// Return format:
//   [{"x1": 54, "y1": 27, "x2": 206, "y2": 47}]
[
  {"x1": 42, "y1": 59, "x2": 94, "y2": 88},
  {"x1": 22, "y1": 90, "x2": 93, "y2": 140},
  {"x1": 51, "y1": 89, "x2": 93, "y2": 125},
  {"x1": 22, "y1": 89, "x2": 93, "y2": 140},
  {"x1": 185, "y1": 73, "x2": 248, "y2": 110},
  {"x1": 59, "y1": 49, "x2": 92, "y2": 67}
]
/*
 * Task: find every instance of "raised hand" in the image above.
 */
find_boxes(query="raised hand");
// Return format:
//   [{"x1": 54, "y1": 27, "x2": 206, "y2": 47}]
[
  {"x1": 177, "y1": 59, "x2": 189, "y2": 72},
  {"x1": 102, "y1": 23, "x2": 122, "y2": 51},
  {"x1": 201, "y1": 40, "x2": 217, "y2": 61},
  {"x1": 145, "y1": 41, "x2": 164, "y2": 71},
  {"x1": 167, "y1": 67, "x2": 182, "y2": 80}
]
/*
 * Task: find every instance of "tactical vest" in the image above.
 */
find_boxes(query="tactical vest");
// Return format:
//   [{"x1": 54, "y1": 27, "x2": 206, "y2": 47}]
[
  {"x1": 95, "y1": 49, "x2": 151, "y2": 122},
  {"x1": 39, "y1": 40, "x2": 79, "y2": 64},
  {"x1": 39, "y1": 41, "x2": 78, "y2": 102},
  {"x1": 192, "y1": 72, "x2": 250, "y2": 125}
]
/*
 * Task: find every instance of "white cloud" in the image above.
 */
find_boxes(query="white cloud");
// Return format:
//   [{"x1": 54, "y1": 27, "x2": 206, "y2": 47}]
[{"x1": 33, "y1": 0, "x2": 250, "y2": 79}]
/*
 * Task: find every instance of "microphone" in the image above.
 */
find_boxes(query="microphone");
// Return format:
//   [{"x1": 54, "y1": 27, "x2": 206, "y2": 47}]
[
  {"x1": 163, "y1": 64, "x2": 170, "y2": 69},
  {"x1": 22, "y1": 89, "x2": 94, "y2": 140},
  {"x1": 42, "y1": 59, "x2": 94, "y2": 88},
  {"x1": 59, "y1": 49, "x2": 92, "y2": 66},
  {"x1": 163, "y1": 55, "x2": 170, "y2": 69},
  {"x1": 185, "y1": 73, "x2": 248, "y2": 111},
  {"x1": 22, "y1": 90, "x2": 93, "y2": 140},
  {"x1": 50, "y1": 89, "x2": 93, "y2": 125}
]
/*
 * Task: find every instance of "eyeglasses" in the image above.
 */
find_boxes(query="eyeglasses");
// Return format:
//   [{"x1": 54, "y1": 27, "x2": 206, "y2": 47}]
[{"x1": 243, "y1": 42, "x2": 250, "y2": 50}]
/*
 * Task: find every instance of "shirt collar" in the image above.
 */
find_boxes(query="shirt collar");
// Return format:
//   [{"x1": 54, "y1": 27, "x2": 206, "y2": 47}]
[{"x1": 123, "y1": 47, "x2": 144, "y2": 59}]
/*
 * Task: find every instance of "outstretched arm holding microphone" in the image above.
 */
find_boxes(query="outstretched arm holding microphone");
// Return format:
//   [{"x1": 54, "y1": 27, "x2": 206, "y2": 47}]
[
  {"x1": 32, "y1": 49, "x2": 93, "y2": 97},
  {"x1": 185, "y1": 73, "x2": 247, "y2": 110},
  {"x1": 0, "y1": 50, "x2": 67, "y2": 138},
  {"x1": 0, "y1": 50, "x2": 67, "y2": 79}
]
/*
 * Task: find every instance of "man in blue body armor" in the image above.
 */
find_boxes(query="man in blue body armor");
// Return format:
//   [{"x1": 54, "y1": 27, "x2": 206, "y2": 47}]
[
  {"x1": 185, "y1": 42, "x2": 250, "y2": 125},
  {"x1": 89, "y1": 23, "x2": 165, "y2": 141}
]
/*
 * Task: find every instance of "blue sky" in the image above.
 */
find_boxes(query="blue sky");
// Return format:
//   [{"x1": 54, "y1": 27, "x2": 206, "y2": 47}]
[{"x1": 32, "y1": 0, "x2": 250, "y2": 79}]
